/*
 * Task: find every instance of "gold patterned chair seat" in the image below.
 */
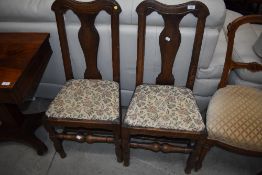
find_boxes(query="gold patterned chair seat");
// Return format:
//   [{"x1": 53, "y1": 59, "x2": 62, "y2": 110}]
[
  {"x1": 124, "y1": 85, "x2": 205, "y2": 132},
  {"x1": 46, "y1": 79, "x2": 119, "y2": 122},
  {"x1": 206, "y1": 85, "x2": 262, "y2": 152}
]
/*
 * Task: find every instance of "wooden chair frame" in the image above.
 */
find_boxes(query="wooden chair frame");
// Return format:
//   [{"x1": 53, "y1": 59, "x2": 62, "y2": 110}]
[
  {"x1": 196, "y1": 15, "x2": 262, "y2": 171},
  {"x1": 122, "y1": 1, "x2": 209, "y2": 174},
  {"x1": 44, "y1": 0, "x2": 122, "y2": 162}
]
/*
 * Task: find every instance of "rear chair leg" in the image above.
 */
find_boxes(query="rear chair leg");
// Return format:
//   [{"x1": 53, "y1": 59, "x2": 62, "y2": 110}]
[
  {"x1": 122, "y1": 129, "x2": 130, "y2": 166},
  {"x1": 195, "y1": 140, "x2": 212, "y2": 171},
  {"x1": 185, "y1": 138, "x2": 204, "y2": 174}
]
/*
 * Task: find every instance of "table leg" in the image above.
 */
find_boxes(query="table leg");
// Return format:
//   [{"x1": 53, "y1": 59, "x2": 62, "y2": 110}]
[{"x1": 0, "y1": 104, "x2": 48, "y2": 155}]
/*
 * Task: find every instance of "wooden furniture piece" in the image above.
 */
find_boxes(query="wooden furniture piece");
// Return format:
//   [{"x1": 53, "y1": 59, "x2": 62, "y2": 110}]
[
  {"x1": 44, "y1": 0, "x2": 122, "y2": 162},
  {"x1": 196, "y1": 15, "x2": 262, "y2": 172},
  {"x1": 122, "y1": 0, "x2": 209, "y2": 174},
  {"x1": 0, "y1": 33, "x2": 52, "y2": 155}
]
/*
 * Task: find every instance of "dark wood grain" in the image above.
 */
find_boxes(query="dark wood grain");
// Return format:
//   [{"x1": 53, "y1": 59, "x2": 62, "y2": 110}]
[
  {"x1": 0, "y1": 33, "x2": 52, "y2": 155},
  {"x1": 0, "y1": 33, "x2": 52, "y2": 103},
  {"x1": 124, "y1": 1, "x2": 209, "y2": 174},
  {"x1": 47, "y1": 0, "x2": 122, "y2": 162},
  {"x1": 197, "y1": 15, "x2": 262, "y2": 171}
]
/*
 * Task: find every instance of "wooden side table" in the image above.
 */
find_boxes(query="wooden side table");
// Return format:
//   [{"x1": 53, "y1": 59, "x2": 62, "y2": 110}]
[{"x1": 0, "y1": 33, "x2": 52, "y2": 155}]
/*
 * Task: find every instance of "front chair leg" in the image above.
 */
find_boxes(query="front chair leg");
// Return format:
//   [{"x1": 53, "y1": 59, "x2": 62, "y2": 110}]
[
  {"x1": 44, "y1": 120, "x2": 66, "y2": 158},
  {"x1": 185, "y1": 138, "x2": 204, "y2": 174},
  {"x1": 51, "y1": 134, "x2": 66, "y2": 158},
  {"x1": 195, "y1": 140, "x2": 212, "y2": 171},
  {"x1": 114, "y1": 128, "x2": 123, "y2": 163},
  {"x1": 122, "y1": 128, "x2": 130, "y2": 166}
]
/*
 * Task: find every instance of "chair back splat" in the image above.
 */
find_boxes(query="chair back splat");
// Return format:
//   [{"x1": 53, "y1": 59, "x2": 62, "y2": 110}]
[
  {"x1": 136, "y1": 0, "x2": 209, "y2": 89},
  {"x1": 52, "y1": 0, "x2": 121, "y2": 82}
]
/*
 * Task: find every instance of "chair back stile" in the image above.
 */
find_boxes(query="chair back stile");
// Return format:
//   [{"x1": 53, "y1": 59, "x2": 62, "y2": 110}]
[
  {"x1": 136, "y1": 0, "x2": 209, "y2": 89},
  {"x1": 52, "y1": 0, "x2": 121, "y2": 82}
]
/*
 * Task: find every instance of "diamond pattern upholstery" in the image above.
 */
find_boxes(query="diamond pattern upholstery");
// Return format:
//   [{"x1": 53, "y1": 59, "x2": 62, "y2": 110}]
[
  {"x1": 46, "y1": 79, "x2": 119, "y2": 122},
  {"x1": 207, "y1": 85, "x2": 262, "y2": 152},
  {"x1": 124, "y1": 84, "x2": 205, "y2": 132}
]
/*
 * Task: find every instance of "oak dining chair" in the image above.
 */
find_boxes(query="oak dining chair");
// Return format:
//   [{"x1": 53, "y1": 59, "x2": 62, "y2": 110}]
[
  {"x1": 122, "y1": 0, "x2": 209, "y2": 173},
  {"x1": 44, "y1": 0, "x2": 122, "y2": 162}
]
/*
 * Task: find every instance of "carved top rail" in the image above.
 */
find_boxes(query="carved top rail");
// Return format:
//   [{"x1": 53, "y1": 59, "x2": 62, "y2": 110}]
[
  {"x1": 135, "y1": 0, "x2": 209, "y2": 89},
  {"x1": 218, "y1": 15, "x2": 262, "y2": 88},
  {"x1": 52, "y1": 0, "x2": 121, "y2": 82}
]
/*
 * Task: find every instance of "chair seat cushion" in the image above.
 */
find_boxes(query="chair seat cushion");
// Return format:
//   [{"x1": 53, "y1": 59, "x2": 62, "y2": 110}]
[
  {"x1": 46, "y1": 79, "x2": 119, "y2": 122},
  {"x1": 124, "y1": 85, "x2": 205, "y2": 132},
  {"x1": 207, "y1": 85, "x2": 262, "y2": 152}
]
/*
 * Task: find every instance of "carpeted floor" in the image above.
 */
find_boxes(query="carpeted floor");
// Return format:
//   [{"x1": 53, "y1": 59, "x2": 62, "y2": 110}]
[{"x1": 0, "y1": 98, "x2": 261, "y2": 175}]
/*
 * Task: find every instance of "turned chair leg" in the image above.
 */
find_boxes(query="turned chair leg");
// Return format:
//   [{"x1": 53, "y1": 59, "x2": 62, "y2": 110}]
[
  {"x1": 185, "y1": 138, "x2": 204, "y2": 174},
  {"x1": 122, "y1": 129, "x2": 130, "y2": 166},
  {"x1": 44, "y1": 122, "x2": 66, "y2": 158}
]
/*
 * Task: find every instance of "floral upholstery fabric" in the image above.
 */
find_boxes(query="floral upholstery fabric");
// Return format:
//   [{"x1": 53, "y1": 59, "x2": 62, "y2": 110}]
[
  {"x1": 124, "y1": 85, "x2": 205, "y2": 132},
  {"x1": 46, "y1": 79, "x2": 119, "y2": 122},
  {"x1": 207, "y1": 85, "x2": 262, "y2": 152}
]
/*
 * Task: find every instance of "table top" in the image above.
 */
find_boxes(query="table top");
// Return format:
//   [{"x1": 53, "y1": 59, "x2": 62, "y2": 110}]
[
  {"x1": 0, "y1": 33, "x2": 52, "y2": 104},
  {"x1": 0, "y1": 33, "x2": 50, "y2": 89}
]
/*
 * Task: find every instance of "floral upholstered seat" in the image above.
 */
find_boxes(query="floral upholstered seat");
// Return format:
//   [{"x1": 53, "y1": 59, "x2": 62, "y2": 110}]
[
  {"x1": 206, "y1": 85, "x2": 262, "y2": 152},
  {"x1": 124, "y1": 84, "x2": 205, "y2": 132},
  {"x1": 46, "y1": 79, "x2": 119, "y2": 122}
]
